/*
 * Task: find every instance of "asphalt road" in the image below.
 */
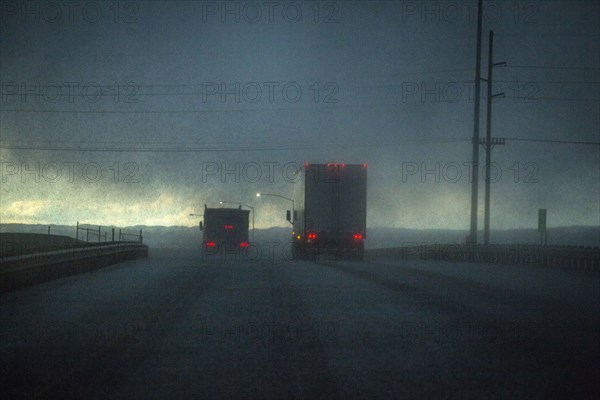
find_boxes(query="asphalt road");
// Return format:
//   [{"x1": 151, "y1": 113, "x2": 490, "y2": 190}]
[{"x1": 1, "y1": 248, "x2": 598, "y2": 399}]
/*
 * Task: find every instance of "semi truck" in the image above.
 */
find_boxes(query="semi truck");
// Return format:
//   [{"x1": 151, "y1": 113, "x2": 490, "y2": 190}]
[
  {"x1": 200, "y1": 205, "x2": 250, "y2": 255},
  {"x1": 289, "y1": 163, "x2": 367, "y2": 260}
]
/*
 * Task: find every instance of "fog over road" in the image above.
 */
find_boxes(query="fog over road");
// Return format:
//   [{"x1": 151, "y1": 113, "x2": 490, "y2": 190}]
[{"x1": 1, "y1": 249, "x2": 598, "y2": 399}]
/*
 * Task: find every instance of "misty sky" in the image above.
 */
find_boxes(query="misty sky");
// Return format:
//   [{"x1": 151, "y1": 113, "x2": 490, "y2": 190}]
[{"x1": 1, "y1": 0, "x2": 598, "y2": 232}]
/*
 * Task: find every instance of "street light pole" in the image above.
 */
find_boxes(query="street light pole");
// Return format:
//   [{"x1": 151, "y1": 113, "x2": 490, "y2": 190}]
[
  {"x1": 189, "y1": 213, "x2": 204, "y2": 230},
  {"x1": 256, "y1": 193, "x2": 294, "y2": 225}
]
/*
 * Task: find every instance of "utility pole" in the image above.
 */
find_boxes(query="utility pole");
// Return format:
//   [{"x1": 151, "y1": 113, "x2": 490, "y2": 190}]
[
  {"x1": 480, "y1": 30, "x2": 506, "y2": 245},
  {"x1": 469, "y1": 0, "x2": 483, "y2": 245}
]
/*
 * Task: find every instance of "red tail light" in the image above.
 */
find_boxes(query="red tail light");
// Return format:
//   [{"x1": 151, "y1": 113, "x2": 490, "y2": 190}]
[
  {"x1": 239, "y1": 242, "x2": 249, "y2": 247},
  {"x1": 307, "y1": 233, "x2": 317, "y2": 240},
  {"x1": 353, "y1": 233, "x2": 363, "y2": 240},
  {"x1": 224, "y1": 225, "x2": 233, "y2": 229},
  {"x1": 205, "y1": 242, "x2": 216, "y2": 247}
]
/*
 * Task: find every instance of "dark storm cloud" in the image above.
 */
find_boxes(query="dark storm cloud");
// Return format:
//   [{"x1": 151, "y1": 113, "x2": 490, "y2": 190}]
[{"x1": 1, "y1": 1, "x2": 598, "y2": 229}]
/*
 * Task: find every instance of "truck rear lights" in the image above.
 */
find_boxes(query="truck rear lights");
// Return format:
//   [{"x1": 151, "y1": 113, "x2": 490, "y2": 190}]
[
  {"x1": 239, "y1": 242, "x2": 249, "y2": 247},
  {"x1": 205, "y1": 242, "x2": 216, "y2": 247},
  {"x1": 353, "y1": 233, "x2": 363, "y2": 240}
]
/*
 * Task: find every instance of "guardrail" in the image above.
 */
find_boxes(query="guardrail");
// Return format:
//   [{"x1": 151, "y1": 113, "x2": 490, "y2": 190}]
[
  {"x1": 0, "y1": 242, "x2": 149, "y2": 293},
  {"x1": 367, "y1": 244, "x2": 600, "y2": 272},
  {"x1": 76, "y1": 221, "x2": 143, "y2": 243}
]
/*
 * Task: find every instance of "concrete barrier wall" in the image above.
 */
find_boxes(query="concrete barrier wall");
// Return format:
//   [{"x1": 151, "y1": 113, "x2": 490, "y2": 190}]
[
  {"x1": 0, "y1": 243, "x2": 149, "y2": 293},
  {"x1": 367, "y1": 244, "x2": 600, "y2": 273}
]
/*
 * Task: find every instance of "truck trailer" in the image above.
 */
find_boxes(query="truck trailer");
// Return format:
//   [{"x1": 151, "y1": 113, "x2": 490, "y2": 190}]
[
  {"x1": 200, "y1": 205, "x2": 250, "y2": 255},
  {"x1": 289, "y1": 163, "x2": 367, "y2": 260}
]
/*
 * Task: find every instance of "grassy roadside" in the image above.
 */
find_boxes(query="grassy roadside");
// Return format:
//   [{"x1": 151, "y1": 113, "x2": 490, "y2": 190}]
[{"x1": 0, "y1": 233, "x2": 119, "y2": 258}]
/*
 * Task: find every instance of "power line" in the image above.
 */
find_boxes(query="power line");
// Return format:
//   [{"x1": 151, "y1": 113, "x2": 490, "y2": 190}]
[
  {"x1": 2, "y1": 93, "x2": 597, "y2": 116},
  {"x1": 530, "y1": 97, "x2": 599, "y2": 102},
  {"x1": 0, "y1": 108, "x2": 301, "y2": 114},
  {"x1": 507, "y1": 65, "x2": 600, "y2": 71},
  {"x1": 4, "y1": 78, "x2": 594, "y2": 98},
  {"x1": 2, "y1": 137, "x2": 596, "y2": 150},
  {"x1": 370, "y1": 67, "x2": 477, "y2": 78},
  {"x1": 1, "y1": 68, "x2": 596, "y2": 97},
  {"x1": 493, "y1": 80, "x2": 599, "y2": 84},
  {"x1": 0, "y1": 138, "x2": 469, "y2": 153},
  {"x1": 504, "y1": 137, "x2": 600, "y2": 145},
  {"x1": 496, "y1": 33, "x2": 598, "y2": 38}
]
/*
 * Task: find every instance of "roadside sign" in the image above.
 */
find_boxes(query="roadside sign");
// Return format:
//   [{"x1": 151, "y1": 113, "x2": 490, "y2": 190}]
[{"x1": 538, "y1": 209, "x2": 547, "y2": 232}]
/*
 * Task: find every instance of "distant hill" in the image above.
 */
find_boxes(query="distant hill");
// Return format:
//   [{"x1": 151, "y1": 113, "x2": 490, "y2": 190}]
[{"x1": 1, "y1": 224, "x2": 598, "y2": 250}]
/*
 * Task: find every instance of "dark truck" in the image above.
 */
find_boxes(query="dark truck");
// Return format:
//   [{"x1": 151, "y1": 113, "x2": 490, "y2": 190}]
[
  {"x1": 200, "y1": 205, "x2": 250, "y2": 255},
  {"x1": 289, "y1": 163, "x2": 367, "y2": 260}
]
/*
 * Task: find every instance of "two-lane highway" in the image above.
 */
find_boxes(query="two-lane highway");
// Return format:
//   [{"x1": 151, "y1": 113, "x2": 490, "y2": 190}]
[{"x1": 1, "y1": 248, "x2": 598, "y2": 399}]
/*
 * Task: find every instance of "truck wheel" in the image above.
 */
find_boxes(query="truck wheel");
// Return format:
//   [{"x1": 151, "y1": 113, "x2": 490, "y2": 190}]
[
  {"x1": 356, "y1": 250, "x2": 364, "y2": 261},
  {"x1": 291, "y1": 243, "x2": 304, "y2": 260},
  {"x1": 352, "y1": 244, "x2": 364, "y2": 261}
]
